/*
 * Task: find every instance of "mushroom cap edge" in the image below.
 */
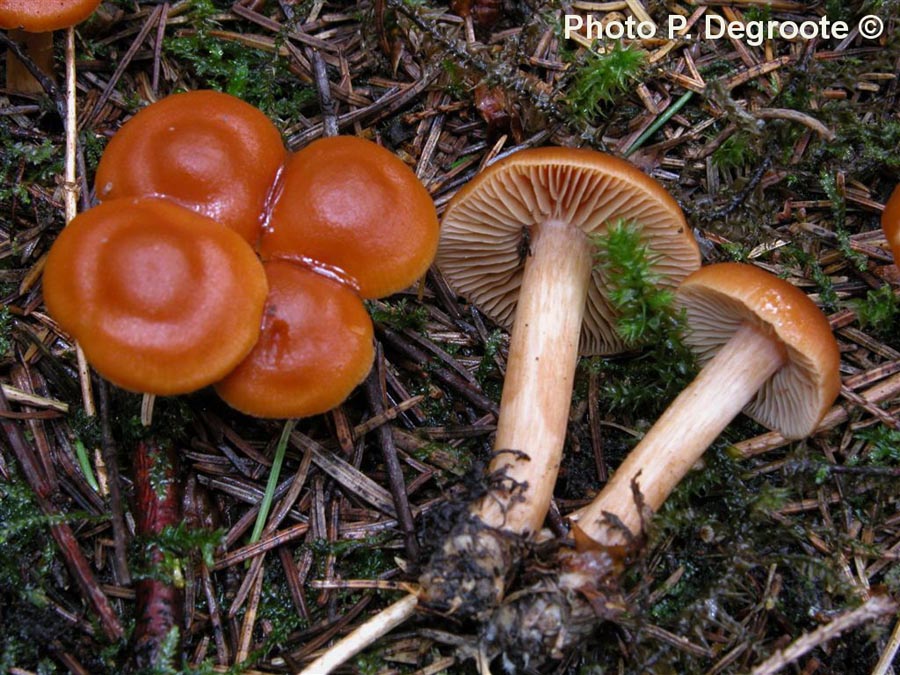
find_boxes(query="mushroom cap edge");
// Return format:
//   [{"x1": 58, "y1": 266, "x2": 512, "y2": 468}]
[{"x1": 675, "y1": 262, "x2": 841, "y2": 439}]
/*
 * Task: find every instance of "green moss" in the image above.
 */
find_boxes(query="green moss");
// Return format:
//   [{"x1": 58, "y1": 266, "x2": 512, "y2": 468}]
[
  {"x1": 475, "y1": 329, "x2": 504, "y2": 384},
  {"x1": 590, "y1": 221, "x2": 696, "y2": 417},
  {"x1": 163, "y1": 1, "x2": 315, "y2": 125},
  {"x1": 0, "y1": 124, "x2": 64, "y2": 212},
  {"x1": 0, "y1": 470, "x2": 103, "y2": 671},
  {"x1": 820, "y1": 172, "x2": 867, "y2": 271},
  {"x1": 857, "y1": 426, "x2": 900, "y2": 465},
  {"x1": 0, "y1": 306, "x2": 12, "y2": 358},
  {"x1": 566, "y1": 43, "x2": 646, "y2": 121},
  {"x1": 777, "y1": 245, "x2": 840, "y2": 311},
  {"x1": 412, "y1": 441, "x2": 473, "y2": 478},
  {"x1": 711, "y1": 132, "x2": 758, "y2": 171},
  {"x1": 853, "y1": 284, "x2": 900, "y2": 337},
  {"x1": 370, "y1": 299, "x2": 430, "y2": 332},
  {"x1": 132, "y1": 523, "x2": 223, "y2": 585}
]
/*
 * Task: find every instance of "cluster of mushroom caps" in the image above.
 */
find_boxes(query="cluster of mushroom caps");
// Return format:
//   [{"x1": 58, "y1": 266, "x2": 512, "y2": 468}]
[{"x1": 42, "y1": 91, "x2": 439, "y2": 418}]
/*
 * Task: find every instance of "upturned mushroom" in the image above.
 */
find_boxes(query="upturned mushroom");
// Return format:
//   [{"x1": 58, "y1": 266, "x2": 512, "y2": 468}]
[
  {"x1": 42, "y1": 196, "x2": 269, "y2": 395},
  {"x1": 881, "y1": 185, "x2": 900, "y2": 264},
  {"x1": 95, "y1": 90, "x2": 286, "y2": 244},
  {"x1": 1, "y1": 0, "x2": 100, "y2": 93},
  {"x1": 482, "y1": 262, "x2": 841, "y2": 670},
  {"x1": 570, "y1": 262, "x2": 841, "y2": 545},
  {"x1": 217, "y1": 135, "x2": 439, "y2": 418},
  {"x1": 420, "y1": 147, "x2": 700, "y2": 617}
]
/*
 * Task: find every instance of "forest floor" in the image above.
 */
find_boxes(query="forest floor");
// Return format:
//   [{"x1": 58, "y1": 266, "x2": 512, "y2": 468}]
[{"x1": 2, "y1": 0, "x2": 900, "y2": 673}]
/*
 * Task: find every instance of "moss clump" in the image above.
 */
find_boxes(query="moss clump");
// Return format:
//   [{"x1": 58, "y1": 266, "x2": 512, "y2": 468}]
[
  {"x1": 590, "y1": 221, "x2": 696, "y2": 418},
  {"x1": 566, "y1": 43, "x2": 646, "y2": 122}
]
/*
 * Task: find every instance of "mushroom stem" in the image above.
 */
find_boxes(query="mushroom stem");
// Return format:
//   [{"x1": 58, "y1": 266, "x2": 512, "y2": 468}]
[
  {"x1": 571, "y1": 320, "x2": 787, "y2": 546},
  {"x1": 477, "y1": 217, "x2": 594, "y2": 534},
  {"x1": 5, "y1": 30, "x2": 54, "y2": 94},
  {"x1": 418, "y1": 219, "x2": 593, "y2": 618}
]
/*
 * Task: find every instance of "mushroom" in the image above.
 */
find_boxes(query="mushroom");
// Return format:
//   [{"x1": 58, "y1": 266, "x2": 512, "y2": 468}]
[
  {"x1": 42, "y1": 196, "x2": 269, "y2": 395},
  {"x1": 95, "y1": 90, "x2": 286, "y2": 244},
  {"x1": 569, "y1": 261, "x2": 841, "y2": 547},
  {"x1": 480, "y1": 262, "x2": 842, "y2": 672},
  {"x1": 259, "y1": 135, "x2": 440, "y2": 299},
  {"x1": 218, "y1": 135, "x2": 439, "y2": 418},
  {"x1": 882, "y1": 185, "x2": 900, "y2": 263},
  {"x1": 215, "y1": 259, "x2": 375, "y2": 419},
  {"x1": 1, "y1": 0, "x2": 99, "y2": 93},
  {"x1": 420, "y1": 147, "x2": 700, "y2": 617}
]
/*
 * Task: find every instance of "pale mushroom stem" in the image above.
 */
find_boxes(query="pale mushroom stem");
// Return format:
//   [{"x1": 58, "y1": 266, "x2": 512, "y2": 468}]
[
  {"x1": 476, "y1": 218, "x2": 594, "y2": 534},
  {"x1": 342, "y1": 217, "x2": 595, "y2": 675},
  {"x1": 571, "y1": 321, "x2": 787, "y2": 547},
  {"x1": 6, "y1": 30, "x2": 54, "y2": 94}
]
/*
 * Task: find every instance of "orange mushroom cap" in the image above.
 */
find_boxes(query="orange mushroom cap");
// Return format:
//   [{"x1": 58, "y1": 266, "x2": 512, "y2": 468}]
[
  {"x1": 43, "y1": 197, "x2": 269, "y2": 396},
  {"x1": 0, "y1": 0, "x2": 100, "y2": 31},
  {"x1": 882, "y1": 185, "x2": 900, "y2": 264},
  {"x1": 215, "y1": 260, "x2": 375, "y2": 419},
  {"x1": 94, "y1": 90, "x2": 286, "y2": 244},
  {"x1": 259, "y1": 136, "x2": 439, "y2": 299},
  {"x1": 676, "y1": 262, "x2": 841, "y2": 439}
]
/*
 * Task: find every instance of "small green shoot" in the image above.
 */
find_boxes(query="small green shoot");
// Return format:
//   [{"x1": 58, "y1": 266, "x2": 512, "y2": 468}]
[
  {"x1": 73, "y1": 439, "x2": 100, "y2": 493},
  {"x1": 625, "y1": 90, "x2": 694, "y2": 156},
  {"x1": 250, "y1": 419, "x2": 297, "y2": 544}
]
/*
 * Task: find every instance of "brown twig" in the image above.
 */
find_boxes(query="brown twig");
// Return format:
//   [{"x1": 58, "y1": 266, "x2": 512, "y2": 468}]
[
  {"x1": 365, "y1": 347, "x2": 419, "y2": 561},
  {"x1": 97, "y1": 380, "x2": 131, "y2": 585}
]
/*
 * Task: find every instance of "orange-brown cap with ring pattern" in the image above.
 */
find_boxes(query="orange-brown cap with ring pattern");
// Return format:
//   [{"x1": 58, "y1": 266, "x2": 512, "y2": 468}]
[
  {"x1": 43, "y1": 196, "x2": 269, "y2": 396},
  {"x1": 260, "y1": 136, "x2": 440, "y2": 299},
  {"x1": 94, "y1": 90, "x2": 286, "y2": 245},
  {"x1": 215, "y1": 259, "x2": 375, "y2": 419}
]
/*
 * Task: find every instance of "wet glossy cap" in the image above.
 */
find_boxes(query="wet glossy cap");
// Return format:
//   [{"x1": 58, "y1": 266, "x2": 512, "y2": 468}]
[
  {"x1": 0, "y1": 0, "x2": 100, "y2": 31},
  {"x1": 259, "y1": 136, "x2": 439, "y2": 299},
  {"x1": 43, "y1": 197, "x2": 268, "y2": 395},
  {"x1": 881, "y1": 185, "x2": 900, "y2": 264},
  {"x1": 676, "y1": 262, "x2": 841, "y2": 439},
  {"x1": 437, "y1": 147, "x2": 700, "y2": 354},
  {"x1": 215, "y1": 260, "x2": 375, "y2": 418},
  {"x1": 94, "y1": 90, "x2": 286, "y2": 244}
]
